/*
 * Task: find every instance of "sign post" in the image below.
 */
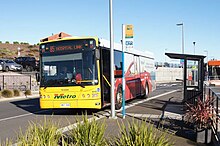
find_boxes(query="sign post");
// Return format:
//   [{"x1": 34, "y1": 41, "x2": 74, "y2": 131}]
[
  {"x1": 125, "y1": 25, "x2": 134, "y2": 50},
  {"x1": 122, "y1": 24, "x2": 134, "y2": 119}
]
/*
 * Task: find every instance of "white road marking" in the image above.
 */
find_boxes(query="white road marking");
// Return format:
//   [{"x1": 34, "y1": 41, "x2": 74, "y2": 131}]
[{"x1": 0, "y1": 110, "x2": 48, "y2": 122}]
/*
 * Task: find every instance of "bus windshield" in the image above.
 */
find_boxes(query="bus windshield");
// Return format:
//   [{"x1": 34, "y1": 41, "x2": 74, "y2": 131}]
[{"x1": 40, "y1": 41, "x2": 98, "y2": 87}]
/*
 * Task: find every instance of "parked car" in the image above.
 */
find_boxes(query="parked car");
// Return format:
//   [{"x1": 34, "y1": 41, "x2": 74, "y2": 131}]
[
  {"x1": 0, "y1": 59, "x2": 23, "y2": 72},
  {"x1": 14, "y1": 56, "x2": 39, "y2": 72}
]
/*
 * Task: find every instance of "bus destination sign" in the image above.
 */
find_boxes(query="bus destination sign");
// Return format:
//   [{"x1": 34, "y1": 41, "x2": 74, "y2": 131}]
[{"x1": 40, "y1": 39, "x2": 95, "y2": 54}]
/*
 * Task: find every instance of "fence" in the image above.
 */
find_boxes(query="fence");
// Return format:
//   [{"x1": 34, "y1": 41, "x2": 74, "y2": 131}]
[
  {"x1": 206, "y1": 86, "x2": 220, "y2": 143},
  {"x1": 0, "y1": 74, "x2": 39, "y2": 91}
]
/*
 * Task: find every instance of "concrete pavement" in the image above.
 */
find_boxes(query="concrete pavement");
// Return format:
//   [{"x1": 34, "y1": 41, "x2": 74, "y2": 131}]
[{"x1": 96, "y1": 90, "x2": 212, "y2": 146}]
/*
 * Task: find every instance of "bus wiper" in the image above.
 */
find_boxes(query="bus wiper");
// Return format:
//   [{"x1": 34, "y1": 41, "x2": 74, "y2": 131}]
[
  {"x1": 77, "y1": 82, "x2": 85, "y2": 88},
  {"x1": 44, "y1": 85, "x2": 48, "y2": 89}
]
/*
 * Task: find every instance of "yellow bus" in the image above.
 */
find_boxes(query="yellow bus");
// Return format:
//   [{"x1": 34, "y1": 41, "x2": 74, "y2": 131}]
[{"x1": 38, "y1": 36, "x2": 155, "y2": 109}]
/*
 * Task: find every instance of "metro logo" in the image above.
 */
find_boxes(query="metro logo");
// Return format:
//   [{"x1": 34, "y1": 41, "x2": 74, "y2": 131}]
[{"x1": 54, "y1": 94, "x2": 76, "y2": 99}]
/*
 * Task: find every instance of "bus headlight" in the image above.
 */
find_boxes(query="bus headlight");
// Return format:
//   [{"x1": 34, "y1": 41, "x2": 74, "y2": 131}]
[
  {"x1": 92, "y1": 93, "x2": 98, "y2": 98},
  {"x1": 47, "y1": 95, "x2": 50, "y2": 98},
  {"x1": 87, "y1": 94, "x2": 90, "y2": 98},
  {"x1": 44, "y1": 95, "x2": 46, "y2": 98},
  {"x1": 82, "y1": 94, "x2": 85, "y2": 98}
]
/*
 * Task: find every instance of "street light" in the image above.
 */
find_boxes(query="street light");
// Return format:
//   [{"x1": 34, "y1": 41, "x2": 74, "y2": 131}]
[
  {"x1": 164, "y1": 48, "x2": 168, "y2": 62},
  {"x1": 204, "y1": 50, "x2": 208, "y2": 63},
  {"x1": 109, "y1": 0, "x2": 116, "y2": 119},
  {"x1": 176, "y1": 23, "x2": 184, "y2": 54},
  {"x1": 204, "y1": 50, "x2": 208, "y2": 81},
  {"x1": 193, "y1": 42, "x2": 196, "y2": 55},
  {"x1": 193, "y1": 42, "x2": 196, "y2": 67}
]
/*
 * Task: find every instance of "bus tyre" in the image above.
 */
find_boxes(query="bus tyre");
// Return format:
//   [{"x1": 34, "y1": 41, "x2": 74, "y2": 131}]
[
  {"x1": 115, "y1": 87, "x2": 122, "y2": 110},
  {"x1": 143, "y1": 83, "x2": 149, "y2": 99}
]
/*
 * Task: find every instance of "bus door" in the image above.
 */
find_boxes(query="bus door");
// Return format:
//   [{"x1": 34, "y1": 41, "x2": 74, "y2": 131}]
[
  {"x1": 125, "y1": 55, "x2": 138, "y2": 98},
  {"x1": 101, "y1": 49, "x2": 111, "y2": 105},
  {"x1": 134, "y1": 55, "x2": 141, "y2": 96}
]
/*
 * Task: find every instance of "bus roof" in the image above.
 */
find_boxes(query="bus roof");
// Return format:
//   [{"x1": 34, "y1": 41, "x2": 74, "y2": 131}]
[
  {"x1": 39, "y1": 36, "x2": 99, "y2": 44},
  {"x1": 208, "y1": 60, "x2": 220, "y2": 66},
  {"x1": 99, "y1": 38, "x2": 154, "y2": 59}
]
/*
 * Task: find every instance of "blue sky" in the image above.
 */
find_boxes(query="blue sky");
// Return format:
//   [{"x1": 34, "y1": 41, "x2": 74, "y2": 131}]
[{"x1": 0, "y1": 0, "x2": 219, "y2": 62}]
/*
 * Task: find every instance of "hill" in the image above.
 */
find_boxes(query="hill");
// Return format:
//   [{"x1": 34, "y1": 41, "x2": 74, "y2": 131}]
[{"x1": 0, "y1": 42, "x2": 39, "y2": 60}]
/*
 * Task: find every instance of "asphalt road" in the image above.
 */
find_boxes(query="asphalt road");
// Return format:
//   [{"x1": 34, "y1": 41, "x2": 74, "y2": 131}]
[{"x1": 0, "y1": 82, "x2": 182, "y2": 143}]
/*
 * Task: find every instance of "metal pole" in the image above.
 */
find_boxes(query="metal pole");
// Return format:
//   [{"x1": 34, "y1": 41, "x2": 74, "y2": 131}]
[
  {"x1": 177, "y1": 23, "x2": 185, "y2": 96},
  {"x1": 109, "y1": 0, "x2": 116, "y2": 118},
  {"x1": 3, "y1": 75, "x2": 4, "y2": 90},
  {"x1": 122, "y1": 24, "x2": 126, "y2": 119},
  {"x1": 193, "y1": 42, "x2": 196, "y2": 85},
  {"x1": 182, "y1": 24, "x2": 184, "y2": 54},
  {"x1": 193, "y1": 42, "x2": 196, "y2": 55},
  {"x1": 176, "y1": 23, "x2": 184, "y2": 54},
  {"x1": 30, "y1": 75, "x2": 32, "y2": 90}
]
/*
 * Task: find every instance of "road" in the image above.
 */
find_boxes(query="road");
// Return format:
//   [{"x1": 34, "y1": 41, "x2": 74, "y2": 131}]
[{"x1": 0, "y1": 82, "x2": 182, "y2": 143}]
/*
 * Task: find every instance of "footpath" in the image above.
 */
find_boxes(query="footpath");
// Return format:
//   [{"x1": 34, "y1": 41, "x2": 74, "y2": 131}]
[{"x1": 96, "y1": 90, "x2": 213, "y2": 146}]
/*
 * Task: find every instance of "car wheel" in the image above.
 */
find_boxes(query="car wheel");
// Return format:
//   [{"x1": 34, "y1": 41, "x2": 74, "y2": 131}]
[
  {"x1": 115, "y1": 87, "x2": 122, "y2": 110},
  {"x1": 5, "y1": 66, "x2": 9, "y2": 72},
  {"x1": 27, "y1": 66, "x2": 33, "y2": 72}
]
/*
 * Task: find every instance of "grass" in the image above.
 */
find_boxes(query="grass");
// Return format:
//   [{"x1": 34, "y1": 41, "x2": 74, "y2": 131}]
[
  {"x1": 17, "y1": 117, "x2": 62, "y2": 146},
  {"x1": 69, "y1": 114, "x2": 107, "y2": 146},
  {"x1": 0, "y1": 115, "x2": 174, "y2": 146},
  {"x1": 111, "y1": 119, "x2": 174, "y2": 146},
  {"x1": 0, "y1": 138, "x2": 12, "y2": 146}
]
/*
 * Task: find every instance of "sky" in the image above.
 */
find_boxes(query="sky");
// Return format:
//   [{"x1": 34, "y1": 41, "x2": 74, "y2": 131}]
[{"x1": 0, "y1": 0, "x2": 220, "y2": 63}]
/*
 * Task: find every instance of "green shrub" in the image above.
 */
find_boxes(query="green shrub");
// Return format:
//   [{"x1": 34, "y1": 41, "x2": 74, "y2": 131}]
[
  {"x1": 31, "y1": 48, "x2": 39, "y2": 52},
  {"x1": 24, "y1": 90, "x2": 32, "y2": 96},
  {"x1": 13, "y1": 41, "x2": 19, "y2": 44},
  {"x1": 28, "y1": 45, "x2": 34, "y2": 48},
  {"x1": 1, "y1": 89, "x2": 14, "y2": 98},
  {"x1": 0, "y1": 41, "x2": 2, "y2": 44},
  {"x1": 17, "y1": 118, "x2": 62, "y2": 146},
  {"x1": 13, "y1": 89, "x2": 20, "y2": 96},
  {"x1": 28, "y1": 53, "x2": 34, "y2": 56},
  {"x1": 5, "y1": 41, "x2": 9, "y2": 44},
  {"x1": 111, "y1": 119, "x2": 173, "y2": 146},
  {"x1": 69, "y1": 114, "x2": 107, "y2": 146}
]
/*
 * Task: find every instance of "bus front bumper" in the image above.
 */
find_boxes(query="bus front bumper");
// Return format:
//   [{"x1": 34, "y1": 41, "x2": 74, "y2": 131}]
[{"x1": 40, "y1": 99, "x2": 102, "y2": 109}]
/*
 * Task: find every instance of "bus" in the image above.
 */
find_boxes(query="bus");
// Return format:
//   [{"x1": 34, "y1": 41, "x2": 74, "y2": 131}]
[
  {"x1": 207, "y1": 60, "x2": 220, "y2": 86},
  {"x1": 38, "y1": 36, "x2": 156, "y2": 109}
]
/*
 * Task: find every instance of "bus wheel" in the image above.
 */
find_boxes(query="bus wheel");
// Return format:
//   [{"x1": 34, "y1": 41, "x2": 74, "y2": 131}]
[
  {"x1": 143, "y1": 83, "x2": 149, "y2": 99},
  {"x1": 115, "y1": 87, "x2": 122, "y2": 110}
]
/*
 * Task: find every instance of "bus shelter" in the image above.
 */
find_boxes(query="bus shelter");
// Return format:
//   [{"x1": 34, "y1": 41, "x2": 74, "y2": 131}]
[{"x1": 165, "y1": 53, "x2": 206, "y2": 103}]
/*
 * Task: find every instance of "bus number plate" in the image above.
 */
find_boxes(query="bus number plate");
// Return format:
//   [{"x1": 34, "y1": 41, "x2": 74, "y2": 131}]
[{"x1": 60, "y1": 103, "x2": 70, "y2": 107}]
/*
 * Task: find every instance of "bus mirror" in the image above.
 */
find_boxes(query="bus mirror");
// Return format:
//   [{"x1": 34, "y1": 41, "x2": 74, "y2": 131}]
[
  {"x1": 95, "y1": 49, "x2": 100, "y2": 59},
  {"x1": 35, "y1": 72, "x2": 40, "y2": 82}
]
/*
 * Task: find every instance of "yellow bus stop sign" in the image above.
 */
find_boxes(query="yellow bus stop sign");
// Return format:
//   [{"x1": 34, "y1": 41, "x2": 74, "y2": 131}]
[{"x1": 125, "y1": 25, "x2": 133, "y2": 38}]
